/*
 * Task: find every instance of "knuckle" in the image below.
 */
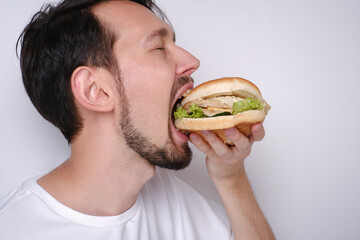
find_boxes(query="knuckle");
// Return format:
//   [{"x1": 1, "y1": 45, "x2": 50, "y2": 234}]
[
  {"x1": 235, "y1": 139, "x2": 252, "y2": 154},
  {"x1": 193, "y1": 139, "x2": 210, "y2": 153},
  {"x1": 229, "y1": 130, "x2": 242, "y2": 142},
  {"x1": 195, "y1": 138, "x2": 205, "y2": 147},
  {"x1": 218, "y1": 148, "x2": 231, "y2": 158},
  {"x1": 235, "y1": 136, "x2": 248, "y2": 147},
  {"x1": 199, "y1": 143, "x2": 212, "y2": 154},
  {"x1": 192, "y1": 137, "x2": 203, "y2": 148}
]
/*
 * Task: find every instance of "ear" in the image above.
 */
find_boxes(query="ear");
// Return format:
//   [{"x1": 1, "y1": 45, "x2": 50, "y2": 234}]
[{"x1": 71, "y1": 66, "x2": 114, "y2": 112}]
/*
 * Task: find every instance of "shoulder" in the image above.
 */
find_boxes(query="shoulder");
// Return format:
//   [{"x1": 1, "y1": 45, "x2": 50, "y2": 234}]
[
  {"x1": 0, "y1": 180, "x2": 33, "y2": 215},
  {"x1": 0, "y1": 178, "x2": 38, "y2": 238},
  {"x1": 0, "y1": 176, "x2": 46, "y2": 225}
]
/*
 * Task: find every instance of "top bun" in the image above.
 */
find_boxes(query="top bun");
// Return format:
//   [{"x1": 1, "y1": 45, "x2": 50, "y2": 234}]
[{"x1": 182, "y1": 77, "x2": 265, "y2": 106}]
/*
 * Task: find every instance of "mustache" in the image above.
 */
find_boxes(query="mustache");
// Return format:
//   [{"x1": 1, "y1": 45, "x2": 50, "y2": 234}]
[{"x1": 170, "y1": 76, "x2": 194, "y2": 101}]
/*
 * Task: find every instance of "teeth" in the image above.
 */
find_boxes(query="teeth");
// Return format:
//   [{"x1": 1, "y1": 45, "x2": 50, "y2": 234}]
[
  {"x1": 175, "y1": 96, "x2": 185, "y2": 108},
  {"x1": 182, "y1": 89, "x2": 190, "y2": 98}
]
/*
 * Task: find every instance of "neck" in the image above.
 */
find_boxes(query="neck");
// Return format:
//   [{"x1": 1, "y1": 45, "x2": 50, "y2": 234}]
[{"x1": 38, "y1": 122, "x2": 155, "y2": 216}]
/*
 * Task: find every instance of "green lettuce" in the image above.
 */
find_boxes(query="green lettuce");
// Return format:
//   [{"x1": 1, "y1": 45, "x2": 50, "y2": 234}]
[
  {"x1": 232, "y1": 98, "x2": 264, "y2": 115},
  {"x1": 187, "y1": 104, "x2": 206, "y2": 118},
  {"x1": 173, "y1": 107, "x2": 189, "y2": 120},
  {"x1": 174, "y1": 104, "x2": 205, "y2": 120}
]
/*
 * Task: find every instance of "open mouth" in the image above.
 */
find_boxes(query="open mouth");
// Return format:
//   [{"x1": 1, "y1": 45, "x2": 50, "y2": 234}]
[
  {"x1": 171, "y1": 95, "x2": 185, "y2": 123},
  {"x1": 170, "y1": 83, "x2": 193, "y2": 133}
]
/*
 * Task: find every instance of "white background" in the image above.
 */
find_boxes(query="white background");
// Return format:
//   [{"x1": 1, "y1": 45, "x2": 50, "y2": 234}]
[{"x1": 1, "y1": 0, "x2": 360, "y2": 239}]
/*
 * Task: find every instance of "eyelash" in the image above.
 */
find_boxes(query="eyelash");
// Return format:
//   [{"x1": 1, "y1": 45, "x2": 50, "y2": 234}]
[{"x1": 156, "y1": 47, "x2": 166, "y2": 51}]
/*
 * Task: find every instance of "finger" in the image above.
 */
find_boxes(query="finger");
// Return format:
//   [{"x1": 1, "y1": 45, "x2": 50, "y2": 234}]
[
  {"x1": 249, "y1": 122, "x2": 265, "y2": 144},
  {"x1": 201, "y1": 130, "x2": 234, "y2": 159},
  {"x1": 189, "y1": 132, "x2": 218, "y2": 159},
  {"x1": 224, "y1": 127, "x2": 251, "y2": 154}
]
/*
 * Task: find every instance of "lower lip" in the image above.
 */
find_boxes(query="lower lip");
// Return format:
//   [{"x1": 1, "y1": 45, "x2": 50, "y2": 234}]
[{"x1": 171, "y1": 121, "x2": 189, "y2": 143}]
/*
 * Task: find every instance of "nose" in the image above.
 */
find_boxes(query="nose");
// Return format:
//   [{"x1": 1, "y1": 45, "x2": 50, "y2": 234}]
[{"x1": 174, "y1": 47, "x2": 200, "y2": 76}]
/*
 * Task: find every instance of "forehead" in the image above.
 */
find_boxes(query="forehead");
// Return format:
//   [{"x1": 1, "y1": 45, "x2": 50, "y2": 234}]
[{"x1": 93, "y1": 1, "x2": 172, "y2": 40}]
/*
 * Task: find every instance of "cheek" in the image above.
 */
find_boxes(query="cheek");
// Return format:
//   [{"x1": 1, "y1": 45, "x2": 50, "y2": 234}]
[{"x1": 119, "y1": 56, "x2": 175, "y2": 142}]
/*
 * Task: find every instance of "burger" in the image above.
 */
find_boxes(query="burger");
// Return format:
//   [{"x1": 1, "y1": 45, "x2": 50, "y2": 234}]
[{"x1": 173, "y1": 77, "x2": 271, "y2": 144}]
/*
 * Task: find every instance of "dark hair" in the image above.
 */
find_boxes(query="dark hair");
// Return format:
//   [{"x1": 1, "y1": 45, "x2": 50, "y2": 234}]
[{"x1": 17, "y1": 0, "x2": 168, "y2": 143}]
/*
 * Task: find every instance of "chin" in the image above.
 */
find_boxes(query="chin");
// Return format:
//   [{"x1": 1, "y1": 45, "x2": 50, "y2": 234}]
[
  {"x1": 121, "y1": 113, "x2": 192, "y2": 171},
  {"x1": 152, "y1": 141, "x2": 192, "y2": 170}
]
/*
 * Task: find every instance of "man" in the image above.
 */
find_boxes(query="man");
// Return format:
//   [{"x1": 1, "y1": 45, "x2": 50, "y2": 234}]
[{"x1": 0, "y1": 0, "x2": 275, "y2": 239}]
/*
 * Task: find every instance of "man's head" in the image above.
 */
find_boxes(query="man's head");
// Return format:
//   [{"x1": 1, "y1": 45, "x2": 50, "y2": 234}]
[
  {"x1": 18, "y1": 0, "x2": 200, "y2": 169},
  {"x1": 18, "y1": 0, "x2": 164, "y2": 143}
]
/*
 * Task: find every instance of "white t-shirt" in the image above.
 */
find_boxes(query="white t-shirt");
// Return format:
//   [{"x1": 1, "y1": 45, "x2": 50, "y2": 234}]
[{"x1": 0, "y1": 168, "x2": 234, "y2": 240}]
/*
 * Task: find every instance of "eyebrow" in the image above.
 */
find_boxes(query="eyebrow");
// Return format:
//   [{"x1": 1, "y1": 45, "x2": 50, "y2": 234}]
[{"x1": 145, "y1": 28, "x2": 176, "y2": 43}]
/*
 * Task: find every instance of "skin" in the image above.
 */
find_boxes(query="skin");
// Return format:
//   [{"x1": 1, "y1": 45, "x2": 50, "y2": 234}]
[{"x1": 38, "y1": 1, "x2": 275, "y2": 239}]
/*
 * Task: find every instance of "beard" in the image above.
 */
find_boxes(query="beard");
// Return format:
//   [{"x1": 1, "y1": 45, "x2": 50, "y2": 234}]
[{"x1": 119, "y1": 76, "x2": 193, "y2": 170}]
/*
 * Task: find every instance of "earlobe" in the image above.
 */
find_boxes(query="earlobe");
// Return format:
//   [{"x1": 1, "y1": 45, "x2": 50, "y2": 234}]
[{"x1": 71, "y1": 66, "x2": 114, "y2": 112}]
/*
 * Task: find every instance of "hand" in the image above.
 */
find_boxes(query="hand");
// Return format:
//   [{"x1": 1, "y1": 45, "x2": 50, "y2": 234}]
[
  {"x1": 189, "y1": 123, "x2": 265, "y2": 181},
  {"x1": 190, "y1": 123, "x2": 275, "y2": 240}
]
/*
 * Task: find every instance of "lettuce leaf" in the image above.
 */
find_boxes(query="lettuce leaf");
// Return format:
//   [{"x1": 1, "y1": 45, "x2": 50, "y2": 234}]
[
  {"x1": 174, "y1": 104, "x2": 205, "y2": 120},
  {"x1": 187, "y1": 104, "x2": 206, "y2": 118},
  {"x1": 232, "y1": 98, "x2": 263, "y2": 114},
  {"x1": 173, "y1": 107, "x2": 189, "y2": 120}
]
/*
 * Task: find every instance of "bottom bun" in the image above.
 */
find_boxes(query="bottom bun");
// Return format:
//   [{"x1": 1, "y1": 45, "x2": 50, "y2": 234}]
[{"x1": 174, "y1": 110, "x2": 266, "y2": 145}]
